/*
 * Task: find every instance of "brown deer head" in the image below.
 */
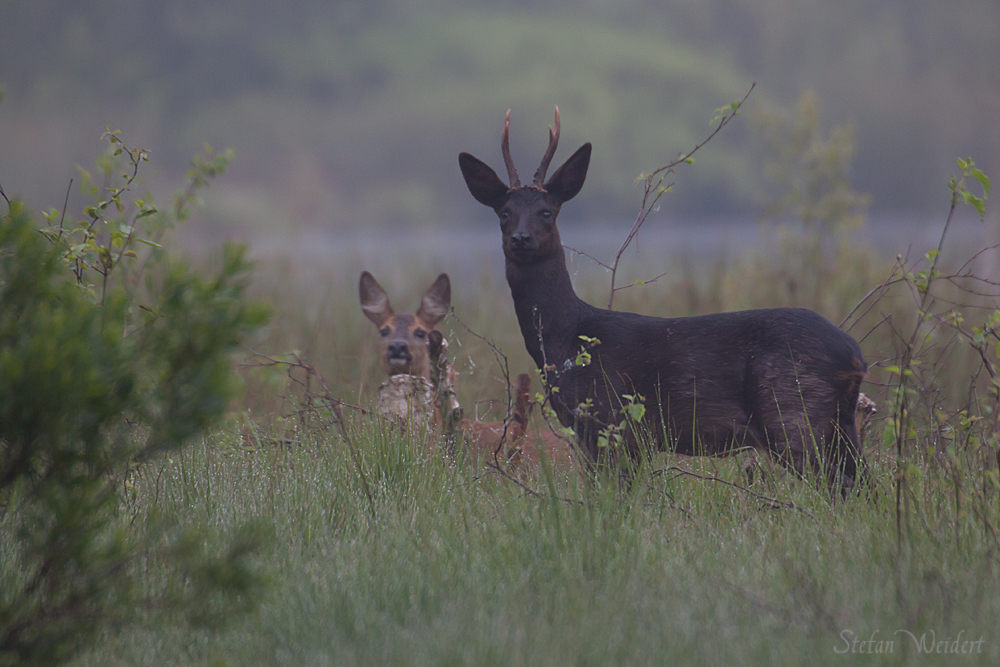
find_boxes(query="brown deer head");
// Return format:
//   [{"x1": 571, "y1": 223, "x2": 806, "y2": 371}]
[
  {"x1": 359, "y1": 271, "x2": 450, "y2": 378},
  {"x1": 459, "y1": 108, "x2": 592, "y2": 266}
]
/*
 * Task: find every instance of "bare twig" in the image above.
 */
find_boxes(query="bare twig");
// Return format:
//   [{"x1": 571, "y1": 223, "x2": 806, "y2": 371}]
[
  {"x1": 839, "y1": 258, "x2": 906, "y2": 330},
  {"x1": 449, "y1": 309, "x2": 516, "y2": 468},
  {"x1": 563, "y1": 245, "x2": 613, "y2": 271},
  {"x1": 651, "y1": 465, "x2": 818, "y2": 519},
  {"x1": 57, "y1": 178, "x2": 73, "y2": 239},
  {"x1": 243, "y1": 349, "x2": 376, "y2": 520},
  {"x1": 605, "y1": 83, "x2": 755, "y2": 309}
]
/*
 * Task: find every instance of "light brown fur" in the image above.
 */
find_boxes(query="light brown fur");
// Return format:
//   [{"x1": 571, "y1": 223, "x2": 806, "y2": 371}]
[{"x1": 360, "y1": 271, "x2": 575, "y2": 474}]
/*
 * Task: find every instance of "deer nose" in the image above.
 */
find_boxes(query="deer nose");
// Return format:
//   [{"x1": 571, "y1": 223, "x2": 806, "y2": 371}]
[
  {"x1": 387, "y1": 341, "x2": 412, "y2": 361},
  {"x1": 510, "y1": 232, "x2": 532, "y2": 249}
]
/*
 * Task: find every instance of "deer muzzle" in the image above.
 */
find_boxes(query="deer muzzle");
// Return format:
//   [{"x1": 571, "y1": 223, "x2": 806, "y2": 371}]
[{"x1": 387, "y1": 341, "x2": 413, "y2": 367}]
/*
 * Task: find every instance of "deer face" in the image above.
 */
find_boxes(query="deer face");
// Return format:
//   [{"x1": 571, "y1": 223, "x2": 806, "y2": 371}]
[
  {"x1": 459, "y1": 108, "x2": 591, "y2": 266},
  {"x1": 497, "y1": 188, "x2": 563, "y2": 264},
  {"x1": 359, "y1": 272, "x2": 451, "y2": 378}
]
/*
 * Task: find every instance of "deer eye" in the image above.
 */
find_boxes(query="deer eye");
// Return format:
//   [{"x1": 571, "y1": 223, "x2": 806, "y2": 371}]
[
  {"x1": 499, "y1": 211, "x2": 510, "y2": 221},
  {"x1": 541, "y1": 210, "x2": 552, "y2": 219},
  {"x1": 379, "y1": 328, "x2": 390, "y2": 337},
  {"x1": 413, "y1": 329, "x2": 426, "y2": 339}
]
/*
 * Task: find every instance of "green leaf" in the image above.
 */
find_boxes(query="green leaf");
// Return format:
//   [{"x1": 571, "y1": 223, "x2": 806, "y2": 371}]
[
  {"x1": 626, "y1": 402, "x2": 645, "y2": 423},
  {"x1": 882, "y1": 424, "x2": 896, "y2": 448},
  {"x1": 969, "y1": 167, "x2": 991, "y2": 197}
]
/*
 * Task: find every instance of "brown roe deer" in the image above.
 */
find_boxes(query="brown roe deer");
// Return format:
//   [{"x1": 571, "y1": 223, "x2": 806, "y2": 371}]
[
  {"x1": 359, "y1": 271, "x2": 575, "y2": 473},
  {"x1": 458, "y1": 108, "x2": 868, "y2": 493}
]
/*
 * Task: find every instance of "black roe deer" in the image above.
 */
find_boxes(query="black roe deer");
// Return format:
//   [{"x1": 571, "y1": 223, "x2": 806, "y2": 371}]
[
  {"x1": 458, "y1": 108, "x2": 868, "y2": 493},
  {"x1": 359, "y1": 271, "x2": 575, "y2": 473}
]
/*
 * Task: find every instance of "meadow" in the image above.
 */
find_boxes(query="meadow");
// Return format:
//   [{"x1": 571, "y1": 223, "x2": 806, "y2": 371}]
[
  {"x1": 3, "y1": 107, "x2": 998, "y2": 665},
  {"x1": 71, "y1": 191, "x2": 1000, "y2": 665}
]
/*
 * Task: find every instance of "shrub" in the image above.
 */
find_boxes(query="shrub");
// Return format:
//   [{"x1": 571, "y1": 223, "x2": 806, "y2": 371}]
[{"x1": 0, "y1": 138, "x2": 270, "y2": 665}]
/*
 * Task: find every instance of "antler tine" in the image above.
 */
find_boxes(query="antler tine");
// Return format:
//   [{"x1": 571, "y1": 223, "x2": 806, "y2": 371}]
[
  {"x1": 532, "y1": 106, "x2": 561, "y2": 188},
  {"x1": 501, "y1": 109, "x2": 522, "y2": 189}
]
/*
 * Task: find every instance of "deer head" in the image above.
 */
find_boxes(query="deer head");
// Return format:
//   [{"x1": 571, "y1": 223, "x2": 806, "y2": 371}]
[
  {"x1": 459, "y1": 107, "x2": 592, "y2": 266},
  {"x1": 359, "y1": 271, "x2": 451, "y2": 378}
]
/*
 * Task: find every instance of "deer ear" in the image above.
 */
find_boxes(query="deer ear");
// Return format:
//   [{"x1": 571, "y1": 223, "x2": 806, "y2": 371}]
[
  {"x1": 544, "y1": 143, "x2": 591, "y2": 205},
  {"x1": 459, "y1": 153, "x2": 509, "y2": 210},
  {"x1": 359, "y1": 271, "x2": 393, "y2": 327},
  {"x1": 416, "y1": 273, "x2": 451, "y2": 326}
]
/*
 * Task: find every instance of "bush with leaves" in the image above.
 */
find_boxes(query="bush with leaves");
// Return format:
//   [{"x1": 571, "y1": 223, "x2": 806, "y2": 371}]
[{"x1": 0, "y1": 134, "x2": 270, "y2": 665}]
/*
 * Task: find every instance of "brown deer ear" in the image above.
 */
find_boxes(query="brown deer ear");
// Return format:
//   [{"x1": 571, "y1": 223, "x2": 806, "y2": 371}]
[
  {"x1": 459, "y1": 153, "x2": 509, "y2": 211},
  {"x1": 359, "y1": 271, "x2": 394, "y2": 327},
  {"x1": 416, "y1": 273, "x2": 451, "y2": 326},
  {"x1": 544, "y1": 143, "x2": 591, "y2": 205}
]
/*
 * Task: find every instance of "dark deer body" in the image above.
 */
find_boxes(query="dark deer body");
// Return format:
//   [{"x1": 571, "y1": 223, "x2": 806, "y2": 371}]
[{"x1": 459, "y1": 109, "x2": 867, "y2": 491}]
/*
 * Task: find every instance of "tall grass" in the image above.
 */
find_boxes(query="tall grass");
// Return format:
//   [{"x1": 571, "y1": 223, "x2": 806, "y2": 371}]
[
  {"x1": 78, "y1": 404, "x2": 1000, "y2": 665},
  {"x1": 69, "y1": 129, "x2": 1000, "y2": 663}
]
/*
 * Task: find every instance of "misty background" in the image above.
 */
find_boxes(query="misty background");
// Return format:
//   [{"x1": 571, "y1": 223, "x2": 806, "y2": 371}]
[{"x1": 1, "y1": 0, "x2": 997, "y2": 252}]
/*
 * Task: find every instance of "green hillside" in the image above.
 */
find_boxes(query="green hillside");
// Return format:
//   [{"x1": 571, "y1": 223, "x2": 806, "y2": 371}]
[{"x1": 1, "y1": 0, "x2": 997, "y2": 228}]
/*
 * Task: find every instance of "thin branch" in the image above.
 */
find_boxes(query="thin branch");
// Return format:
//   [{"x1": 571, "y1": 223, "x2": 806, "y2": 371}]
[
  {"x1": 563, "y1": 245, "x2": 613, "y2": 272},
  {"x1": 57, "y1": 178, "x2": 73, "y2": 239},
  {"x1": 651, "y1": 465, "x2": 817, "y2": 519},
  {"x1": 839, "y1": 259, "x2": 906, "y2": 329},
  {"x1": 448, "y1": 309, "x2": 517, "y2": 468},
  {"x1": 606, "y1": 82, "x2": 756, "y2": 309},
  {"x1": 243, "y1": 348, "x2": 376, "y2": 521},
  {"x1": 611, "y1": 270, "x2": 671, "y2": 297}
]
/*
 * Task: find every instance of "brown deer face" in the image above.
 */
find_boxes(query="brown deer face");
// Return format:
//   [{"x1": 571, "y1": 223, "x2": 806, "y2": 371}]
[
  {"x1": 359, "y1": 272, "x2": 451, "y2": 378},
  {"x1": 459, "y1": 108, "x2": 591, "y2": 266}
]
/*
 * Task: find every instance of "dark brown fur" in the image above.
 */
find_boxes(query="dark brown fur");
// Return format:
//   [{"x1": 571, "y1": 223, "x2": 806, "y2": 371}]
[{"x1": 459, "y1": 109, "x2": 868, "y2": 493}]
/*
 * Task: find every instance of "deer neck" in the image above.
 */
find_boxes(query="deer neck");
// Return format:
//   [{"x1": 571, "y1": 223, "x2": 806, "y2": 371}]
[{"x1": 505, "y1": 247, "x2": 587, "y2": 369}]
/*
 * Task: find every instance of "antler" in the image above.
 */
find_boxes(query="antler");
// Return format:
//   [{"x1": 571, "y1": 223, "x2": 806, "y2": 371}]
[
  {"x1": 501, "y1": 109, "x2": 522, "y2": 189},
  {"x1": 531, "y1": 106, "x2": 561, "y2": 188}
]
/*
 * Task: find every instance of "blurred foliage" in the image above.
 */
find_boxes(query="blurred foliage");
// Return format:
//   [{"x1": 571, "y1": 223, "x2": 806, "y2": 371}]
[
  {"x1": 755, "y1": 91, "x2": 870, "y2": 235},
  {"x1": 0, "y1": 136, "x2": 270, "y2": 664},
  {"x1": 739, "y1": 91, "x2": 876, "y2": 311},
  {"x1": 2, "y1": 0, "x2": 995, "y2": 231}
]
